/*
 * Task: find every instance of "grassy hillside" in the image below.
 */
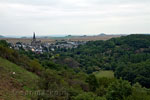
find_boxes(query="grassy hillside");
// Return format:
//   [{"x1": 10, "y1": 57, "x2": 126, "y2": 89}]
[
  {"x1": 0, "y1": 57, "x2": 39, "y2": 100},
  {"x1": 93, "y1": 70, "x2": 114, "y2": 78}
]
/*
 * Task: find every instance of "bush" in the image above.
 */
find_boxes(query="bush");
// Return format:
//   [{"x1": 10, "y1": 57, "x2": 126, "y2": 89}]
[{"x1": 106, "y1": 79, "x2": 132, "y2": 100}]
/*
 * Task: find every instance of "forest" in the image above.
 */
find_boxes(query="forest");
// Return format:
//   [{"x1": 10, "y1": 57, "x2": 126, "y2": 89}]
[{"x1": 0, "y1": 34, "x2": 150, "y2": 100}]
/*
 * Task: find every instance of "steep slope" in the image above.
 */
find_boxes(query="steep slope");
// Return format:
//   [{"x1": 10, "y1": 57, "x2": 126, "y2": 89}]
[{"x1": 0, "y1": 57, "x2": 39, "y2": 100}]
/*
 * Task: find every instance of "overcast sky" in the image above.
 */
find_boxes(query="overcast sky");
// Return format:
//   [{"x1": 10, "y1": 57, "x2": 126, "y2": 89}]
[{"x1": 0, "y1": 0, "x2": 150, "y2": 36}]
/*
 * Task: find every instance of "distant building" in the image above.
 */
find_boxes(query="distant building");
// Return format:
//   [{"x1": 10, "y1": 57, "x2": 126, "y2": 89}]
[{"x1": 31, "y1": 32, "x2": 41, "y2": 47}]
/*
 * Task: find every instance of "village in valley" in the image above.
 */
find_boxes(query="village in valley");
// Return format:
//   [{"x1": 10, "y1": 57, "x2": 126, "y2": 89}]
[{"x1": 9, "y1": 33, "x2": 87, "y2": 54}]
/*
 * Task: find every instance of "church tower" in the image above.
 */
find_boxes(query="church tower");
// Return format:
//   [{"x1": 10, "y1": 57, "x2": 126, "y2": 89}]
[
  {"x1": 33, "y1": 32, "x2": 36, "y2": 41},
  {"x1": 31, "y1": 32, "x2": 41, "y2": 47}
]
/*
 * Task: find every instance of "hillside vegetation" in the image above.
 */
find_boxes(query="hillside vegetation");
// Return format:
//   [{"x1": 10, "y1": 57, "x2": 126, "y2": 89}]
[
  {"x1": 0, "y1": 57, "x2": 39, "y2": 100},
  {"x1": 1, "y1": 35, "x2": 150, "y2": 100},
  {"x1": 57, "y1": 34, "x2": 150, "y2": 88}
]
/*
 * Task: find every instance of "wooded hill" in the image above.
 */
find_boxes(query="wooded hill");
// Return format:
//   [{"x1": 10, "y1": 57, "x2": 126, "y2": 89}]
[
  {"x1": 1, "y1": 35, "x2": 150, "y2": 100},
  {"x1": 57, "y1": 34, "x2": 150, "y2": 88}
]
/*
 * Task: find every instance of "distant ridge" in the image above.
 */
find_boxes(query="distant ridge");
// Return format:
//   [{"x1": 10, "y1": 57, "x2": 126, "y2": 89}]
[
  {"x1": 98, "y1": 33, "x2": 106, "y2": 36},
  {"x1": 0, "y1": 35, "x2": 4, "y2": 38}
]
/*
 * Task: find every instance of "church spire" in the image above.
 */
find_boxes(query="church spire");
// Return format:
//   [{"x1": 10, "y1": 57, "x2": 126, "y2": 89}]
[{"x1": 33, "y1": 32, "x2": 36, "y2": 41}]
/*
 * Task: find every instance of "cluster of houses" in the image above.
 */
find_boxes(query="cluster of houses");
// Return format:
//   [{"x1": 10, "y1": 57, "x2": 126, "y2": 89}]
[{"x1": 10, "y1": 33, "x2": 86, "y2": 54}]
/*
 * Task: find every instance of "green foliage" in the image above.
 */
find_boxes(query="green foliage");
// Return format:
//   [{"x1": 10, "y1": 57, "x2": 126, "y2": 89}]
[
  {"x1": 38, "y1": 69, "x2": 69, "y2": 100},
  {"x1": 73, "y1": 92, "x2": 106, "y2": 100},
  {"x1": 98, "y1": 77, "x2": 116, "y2": 88},
  {"x1": 115, "y1": 60, "x2": 150, "y2": 88},
  {"x1": 106, "y1": 79, "x2": 132, "y2": 100},
  {"x1": 95, "y1": 77, "x2": 116, "y2": 97},
  {"x1": 0, "y1": 40, "x2": 9, "y2": 47},
  {"x1": 59, "y1": 34, "x2": 150, "y2": 69},
  {"x1": 73, "y1": 92, "x2": 95, "y2": 100},
  {"x1": 96, "y1": 86, "x2": 107, "y2": 97},
  {"x1": 29, "y1": 59, "x2": 44, "y2": 74},
  {"x1": 86, "y1": 74, "x2": 99, "y2": 92},
  {"x1": 56, "y1": 34, "x2": 150, "y2": 88},
  {"x1": 126, "y1": 83, "x2": 150, "y2": 100}
]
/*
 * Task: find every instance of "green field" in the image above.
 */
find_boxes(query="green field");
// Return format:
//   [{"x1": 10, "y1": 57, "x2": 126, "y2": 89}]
[{"x1": 93, "y1": 70, "x2": 114, "y2": 78}]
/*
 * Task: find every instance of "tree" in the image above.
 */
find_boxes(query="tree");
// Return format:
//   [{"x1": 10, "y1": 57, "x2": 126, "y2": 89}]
[
  {"x1": 29, "y1": 59, "x2": 43, "y2": 75},
  {"x1": 86, "y1": 74, "x2": 99, "y2": 92},
  {"x1": 126, "y1": 83, "x2": 150, "y2": 100},
  {"x1": 106, "y1": 79, "x2": 132, "y2": 100},
  {"x1": 73, "y1": 92, "x2": 95, "y2": 100},
  {"x1": 0, "y1": 40, "x2": 8, "y2": 47}
]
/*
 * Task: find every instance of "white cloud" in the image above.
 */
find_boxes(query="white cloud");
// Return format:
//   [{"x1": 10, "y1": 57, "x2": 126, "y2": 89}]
[{"x1": 0, "y1": 0, "x2": 150, "y2": 36}]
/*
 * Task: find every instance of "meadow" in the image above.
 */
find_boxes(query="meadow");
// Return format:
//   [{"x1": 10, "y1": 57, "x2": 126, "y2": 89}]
[{"x1": 93, "y1": 70, "x2": 114, "y2": 78}]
